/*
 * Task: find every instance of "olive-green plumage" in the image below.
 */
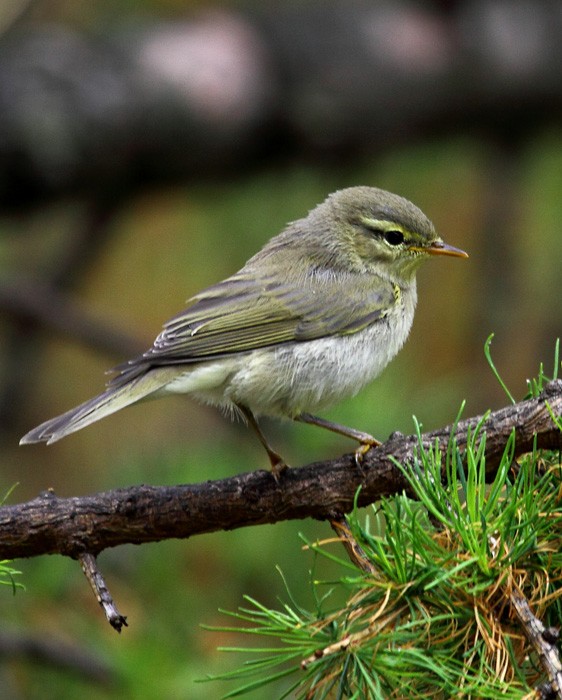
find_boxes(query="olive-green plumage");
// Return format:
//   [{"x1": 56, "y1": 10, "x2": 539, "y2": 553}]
[{"x1": 20, "y1": 187, "x2": 467, "y2": 467}]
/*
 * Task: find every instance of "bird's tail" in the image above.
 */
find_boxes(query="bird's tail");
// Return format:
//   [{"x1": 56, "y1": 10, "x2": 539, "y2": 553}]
[{"x1": 20, "y1": 370, "x2": 170, "y2": 445}]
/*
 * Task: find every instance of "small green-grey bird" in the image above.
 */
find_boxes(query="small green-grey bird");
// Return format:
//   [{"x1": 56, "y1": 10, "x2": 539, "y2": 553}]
[{"x1": 20, "y1": 186, "x2": 467, "y2": 471}]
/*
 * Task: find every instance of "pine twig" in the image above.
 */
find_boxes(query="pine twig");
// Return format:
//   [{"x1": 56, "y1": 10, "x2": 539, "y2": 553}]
[
  {"x1": 328, "y1": 513, "x2": 377, "y2": 575},
  {"x1": 510, "y1": 589, "x2": 562, "y2": 700},
  {"x1": 79, "y1": 553, "x2": 128, "y2": 632}
]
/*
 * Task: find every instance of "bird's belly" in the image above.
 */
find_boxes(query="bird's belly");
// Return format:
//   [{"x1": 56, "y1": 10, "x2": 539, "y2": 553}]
[
  {"x1": 162, "y1": 304, "x2": 414, "y2": 419},
  {"x1": 226, "y1": 313, "x2": 413, "y2": 418}
]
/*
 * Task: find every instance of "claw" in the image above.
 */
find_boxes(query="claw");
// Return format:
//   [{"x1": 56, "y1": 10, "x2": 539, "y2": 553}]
[
  {"x1": 270, "y1": 457, "x2": 289, "y2": 482},
  {"x1": 353, "y1": 438, "x2": 381, "y2": 468}
]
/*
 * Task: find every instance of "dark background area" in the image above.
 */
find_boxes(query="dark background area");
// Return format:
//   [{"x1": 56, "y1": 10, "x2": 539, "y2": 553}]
[{"x1": 0, "y1": 1, "x2": 561, "y2": 697}]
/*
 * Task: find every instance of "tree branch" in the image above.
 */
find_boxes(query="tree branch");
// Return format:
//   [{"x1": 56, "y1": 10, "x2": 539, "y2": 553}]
[
  {"x1": 79, "y1": 553, "x2": 128, "y2": 632},
  {"x1": 1, "y1": 380, "x2": 560, "y2": 561},
  {"x1": 510, "y1": 589, "x2": 562, "y2": 700}
]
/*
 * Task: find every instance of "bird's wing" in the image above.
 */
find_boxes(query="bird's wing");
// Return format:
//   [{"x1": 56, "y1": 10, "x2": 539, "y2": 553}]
[{"x1": 110, "y1": 269, "x2": 397, "y2": 382}]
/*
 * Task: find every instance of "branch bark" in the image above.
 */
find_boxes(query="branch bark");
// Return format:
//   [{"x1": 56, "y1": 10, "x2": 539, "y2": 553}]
[
  {"x1": 510, "y1": 589, "x2": 562, "y2": 700},
  {"x1": 1, "y1": 380, "x2": 561, "y2": 561}
]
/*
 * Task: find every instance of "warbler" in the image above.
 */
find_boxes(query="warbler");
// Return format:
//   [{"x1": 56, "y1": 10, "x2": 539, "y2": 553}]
[{"x1": 20, "y1": 186, "x2": 467, "y2": 472}]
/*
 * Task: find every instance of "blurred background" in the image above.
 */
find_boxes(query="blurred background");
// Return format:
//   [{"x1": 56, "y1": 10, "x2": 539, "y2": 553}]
[{"x1": 0, "y1": 0, "x2": 560, "y2": 697}]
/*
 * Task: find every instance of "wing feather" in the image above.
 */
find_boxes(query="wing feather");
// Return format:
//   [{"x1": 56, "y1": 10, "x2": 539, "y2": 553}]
[{"x1": 109, "y1": 268, "x2": 396, "y2": 385}]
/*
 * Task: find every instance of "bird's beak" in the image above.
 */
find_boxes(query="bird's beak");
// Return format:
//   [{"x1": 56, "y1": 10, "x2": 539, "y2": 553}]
[{"x1": 417, "y1": 240, "x2": 469, "y2": 258}]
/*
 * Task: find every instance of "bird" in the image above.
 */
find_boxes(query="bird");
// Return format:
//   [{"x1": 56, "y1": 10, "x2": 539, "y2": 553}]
[{"x1": 20, "y1": 186, "x2": 468, "y2": 473}]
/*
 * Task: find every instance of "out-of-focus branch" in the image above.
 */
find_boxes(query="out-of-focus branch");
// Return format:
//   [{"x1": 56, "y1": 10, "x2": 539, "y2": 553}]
[
  {"x1": 0, "y1": 277, "x2": 143, "y2": 358},
  {"x1": 0, "y1": 1, "x2": 560, "y2": 212},
  {"x1": 0, "y1": 627, "x2": 114, "y2": 683},
  {"x1": 0, "y1": 196, "x2": 128, "y2": 433}
]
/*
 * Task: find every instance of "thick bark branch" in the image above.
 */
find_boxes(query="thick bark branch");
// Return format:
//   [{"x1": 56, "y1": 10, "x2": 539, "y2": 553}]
[{"x1": 1, "y1": 380, "x2": 560, "y2": 561}]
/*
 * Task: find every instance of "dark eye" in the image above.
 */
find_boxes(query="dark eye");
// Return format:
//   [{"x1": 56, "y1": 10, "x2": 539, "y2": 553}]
[{"x1": 384, "y1": 230, "x2": 404, "y2": 246}]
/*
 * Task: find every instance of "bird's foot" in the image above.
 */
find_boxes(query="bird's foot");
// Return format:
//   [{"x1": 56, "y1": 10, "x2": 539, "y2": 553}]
[
  {"x1": 294, "y1": 413, "x2": 381, "y2": 467},
  {"x1": 270, "y1": 454, "x2": 289, "y2": 482},
  {"x1": 236, "y1": 403, "x2": 290, "y2": 480},
  {"x1": 353, "y1": 435, "x2": 381, "y2": 468}
]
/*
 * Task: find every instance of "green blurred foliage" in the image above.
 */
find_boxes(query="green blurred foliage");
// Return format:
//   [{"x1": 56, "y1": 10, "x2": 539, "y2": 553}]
[
  {"x1": 2, "y1": 132, "x2": 562, "y2": 697},
  {"x1": 0, "y1": 4, "x2": 561, "y2": 696},
  {"x1": 2, "y1": 0, "x2": 251, "y2": 32},
  {"x1": 3, "y1": 133, "x2": 562, "y2": 696}
]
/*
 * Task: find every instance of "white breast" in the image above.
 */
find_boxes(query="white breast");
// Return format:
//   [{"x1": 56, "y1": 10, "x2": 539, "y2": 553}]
[
  {"x1": 164, "y1": 283, "x2": 417, "y2": 419},
  {"x1": 224, "y1": 283, "x2": 417, "y2": 418}
]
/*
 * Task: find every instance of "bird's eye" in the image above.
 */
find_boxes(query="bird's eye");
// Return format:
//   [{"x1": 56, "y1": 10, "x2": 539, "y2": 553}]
[{"x1": 384, "y1": 230, "x2": 404, "y2": 246}]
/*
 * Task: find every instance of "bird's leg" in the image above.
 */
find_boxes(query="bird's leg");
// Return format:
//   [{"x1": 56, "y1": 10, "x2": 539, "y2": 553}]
[
  {"x1": 295, "y1": 413, "x2": 380, "y2": 465},
  {"x1": 237, "y1": 404, "x2": 288, "y2": 477}
]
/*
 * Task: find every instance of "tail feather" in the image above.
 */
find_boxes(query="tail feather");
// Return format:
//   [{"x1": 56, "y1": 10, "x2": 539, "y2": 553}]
[{"x1": 20, "y1": 371, "x2": 169, "y2": 445}]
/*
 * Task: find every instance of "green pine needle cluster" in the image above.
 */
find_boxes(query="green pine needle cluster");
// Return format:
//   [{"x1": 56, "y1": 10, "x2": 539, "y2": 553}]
[{"x1": 204, "y1": 341, "x2": 562, "y2": 699}]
